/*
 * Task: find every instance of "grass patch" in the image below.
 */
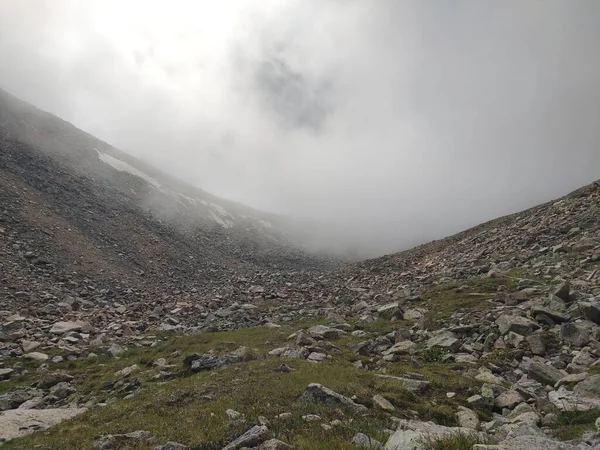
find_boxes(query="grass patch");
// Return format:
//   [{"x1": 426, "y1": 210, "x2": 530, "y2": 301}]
[
  {"x1": 428, "y1": 432, "x2": 487, "y2": 450},
  {"x1": 421, "y1": 274, "x2": 519, "y2": 322},
  {"x1": 550, "y1": 409, "x2": 600, "y2": 441},
  {"x1": 1, "y1": 319, "x2": 483, "y2": 449}
]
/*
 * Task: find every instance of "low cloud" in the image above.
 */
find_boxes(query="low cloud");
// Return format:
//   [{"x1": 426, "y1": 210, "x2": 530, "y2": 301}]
[{"x1": 1, "y1": 1, "x2": 599, "y2": 256}]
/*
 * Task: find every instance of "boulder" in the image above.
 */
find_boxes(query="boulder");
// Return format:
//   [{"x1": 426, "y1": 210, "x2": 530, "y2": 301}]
[
  {"x1": 456, "y1": 406, "x2": 480, "y2": 430},
  {"x1": 528, "y1": 362, "x2": 565, "y2": 387},
  {"x1": 50, "y1": 321, "x2": 91, "y2": 334},
  {"x1": 496, "y1": 315, "x2": 538, "y2": 336},
  {"x1": 0, "y1": 408, "x2": 87, "y2": 441},
  {"x1": 574, "y1": 374, "x2": 600, "y2": 398},
  {"x1": 377, "y1": 303, "x2": 403, "y2": 320},
  {"x1": 496, "y1": 391, "x2": 525, "y2": 410},
  {"x1": 554, "y1": 281, "x2": 571, "y2": 302},
  {"x1": 426, "y1": 331, "x2": 461, "y2": 352},
  {"x1": 306, "y1": 325, "x2": 343, "y2": 340},
  {"x1": 300, "y1": 383, "x2": 367, "y2": 413},
  {"x1": 259, "y1": 439, "x2": 292, "y2": 450},
  {"x1": 384, "y1": 419, "x2": 480, "y2": 450},
  {"x1": 372, "y1": 394, "x2": 396, "y2": 412},
  {"x1": 560, "y1": 322, "x2": 590, "y2": 347},
  {"x1": 580, "y1": 301, "x2": 600, "y2": 324},
  {"x1": 352, "y1": 433, "x2": 383, "y2": 449},
  {"x1": 222, "y1": 425, "x2": 269, "y2": 450}
]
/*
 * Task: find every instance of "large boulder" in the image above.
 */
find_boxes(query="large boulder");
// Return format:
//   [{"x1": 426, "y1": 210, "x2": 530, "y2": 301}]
[{"x1": 0, "y1": 408, "x2": 87, "y2": 441}]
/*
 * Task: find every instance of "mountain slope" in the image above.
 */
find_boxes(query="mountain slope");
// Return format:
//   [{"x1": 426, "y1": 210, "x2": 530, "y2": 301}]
[{"x1": 0, "y1": 88, "x2": 334, "y2": 313}]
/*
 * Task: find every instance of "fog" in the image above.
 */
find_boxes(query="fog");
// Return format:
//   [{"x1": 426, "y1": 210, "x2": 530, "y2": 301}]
[{"x1": 1, "y1": 1, "x2": 600, "y2": 257}]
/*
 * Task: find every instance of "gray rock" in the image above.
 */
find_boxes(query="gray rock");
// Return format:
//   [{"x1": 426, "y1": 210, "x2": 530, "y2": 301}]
[
  {"x1": 0, "y1": 408, "x2": 86, "y2": 441},
  {"x1": 107, "y1": 343, "x2": 125, "y2": 358},
  {"x1": 580, "y1": 301, "x2": 600, "y2": 324},
  {"x1": 259, "y1": 439, "x2": 292, "y2": 450},
  {"x1": 456, "y1": 406, "x2": 480, "y2": 430},
  {"x1": 554, "y1": 281, "x2": 571, "y2": 302},
  {"x1": 300, "y1": 383, "x2": 367, "y2": 413},
  {"x1": 496, "y1": 315, "x2": 538, "y2": 336},
  {"x1": 94, "y1": 430, "x2": 155, "y2": 450},
  {"x1": 574, "y1": 374, "x2": 600, "y2": 398},
  {"x1": 560, "y1": 322, "x2": 591, "y2": 347},
  {"x1": 0, "y1": 390, "x2": 31, "y2": 411},
  {"x1": 549, "y1": 386, "x2": 600, "y2": 411},
  {"x1": 37, "y1": 372, "x2": 74, "y2": 389},
  {"x1": 376, "y1": 375, "x2": 431, "y2": 393},
  {"x1": 18, "y1": 397, "x2": 45, "y2": 410},
  {"x1": 525, "y1": 334, "x2": 547, "y2": 356},
  {"x1": 382, "y1": 341, "x2": 416, "y2": 356},
  {"x1": 307, "y1": 325, "x2": 343, "y2": 340},
  {"x1": 50, "y1": 321, "x2": 91, "y2": 334},
  {"x1": 184, "y1": 354, "x2": 240, "y2": 371},
  {"x1": 0, "y1": 368, "x2": 14, "y2": 380},
  {"x1": 426, "y1": 331, "x2": 461, "y2": 352},
  {"x1": 474, "y1": 435, "x2": 575, "y2": 449},
  {"x1": 153, "y1": 443, "x2": 188, "y2": 450},
  {"x1": 555, "y1": 372, "x2": 589, "y2": 388},
  {"x1": 372, "y1": 394, "x2": 395, "y2": 412},
  {"x1": 23, "y1": 352, "x2": 49, "y2": 361},
  {"x1": 496, "y1": 391, "x2": 525, "y2": 410},
  {"x1": 222, "y1": 425, "x2": 269, "y2": 450},
  {"x1": 528, "y1": 362, "x2": 565, "y2": 386},
  {"x1": 352, "y1": 432, "x2": 383, "y2": 449},
  {"x1": 49, "y1": 382, "x2": 76, "y2": 400},
  {"x1": 384, "y1": 419, "x2": 480, "y2": 450},
  {"x1": 377, "y1": 303, "x2": 403, "y2": 320},
  {"x1": 307, "y1": 352, "x2": 327, "y2": 362}
]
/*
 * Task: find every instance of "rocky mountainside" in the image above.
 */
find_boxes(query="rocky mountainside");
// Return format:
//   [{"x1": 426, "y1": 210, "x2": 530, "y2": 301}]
[
  {"x1": 1, "y1": 89, "x2": 600, "y2": 449},
  {"x1": 0, "y1": 88, "x2": 336, "y2": 324}
]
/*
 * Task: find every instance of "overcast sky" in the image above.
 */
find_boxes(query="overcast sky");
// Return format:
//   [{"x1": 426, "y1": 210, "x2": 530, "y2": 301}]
[{"x1": 1, "y1": 1, "x2": 599, "y2": 256}]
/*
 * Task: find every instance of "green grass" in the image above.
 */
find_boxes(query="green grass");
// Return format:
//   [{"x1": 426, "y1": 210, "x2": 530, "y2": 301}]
[
  {"x1": 420, "y1": 274, "x2": 519, "y2": 323},
  {"x1": 550, "y1": 409, "x2": 600, "y2": 441},
  {"x1": 428, "y1": 432, "x2": 487, "y2": 450},
  {"x1": 1, "y1": 319, "x2": 491, "y2": 450}
]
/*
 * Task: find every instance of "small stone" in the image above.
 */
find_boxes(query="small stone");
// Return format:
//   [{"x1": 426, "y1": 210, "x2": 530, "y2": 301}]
[
  {"x1": 0, "y1": 368, "x2": 14, "y2": 380},
  {"x1": 372, "y1": 395, "x2": 395, "y2": 412},
  {"x1": 115, "y1": 364, "x2": 139, "y2": 378},
  {"x1": 23, "y1": 352, "x2": 49, "y2": 361},
  {"x1": 496, "y1": 391, "x2": 525, "y2": 410},
  {"x1": 307, "y1": 352, "x2": 327, "y2": 362},
  {"x1": 226, "y1": 409, "x2": 242, "y2": 420},
  {"x1": 554, "y1": 281, "x2": 571, "y2": 302},
  {"x1": 259, "y1": 439, "x2": 292, "y2": 450},
  {"x1": 351, "y1": 432, "x2": 383, "y2": 448},
  {"x1": 302, "y1": 414, "x2": 322, "y2": 422},
  {"x1": 153, "y1": 443, "x2": 188, "y2": 450},
  {"x1": 222, "y1": 425, "x2": 269, "y2": 450}
]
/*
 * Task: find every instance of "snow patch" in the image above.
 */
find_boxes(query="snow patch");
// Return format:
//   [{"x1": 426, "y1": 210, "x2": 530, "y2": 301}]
[{"x1": 95, "y1": 149, "x2": 164, "y2": 191}]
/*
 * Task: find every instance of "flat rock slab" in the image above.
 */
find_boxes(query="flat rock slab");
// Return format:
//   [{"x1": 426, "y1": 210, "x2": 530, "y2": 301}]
[{"x1": 0, "y1": 408, "x2": 87, "y2": 440}]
